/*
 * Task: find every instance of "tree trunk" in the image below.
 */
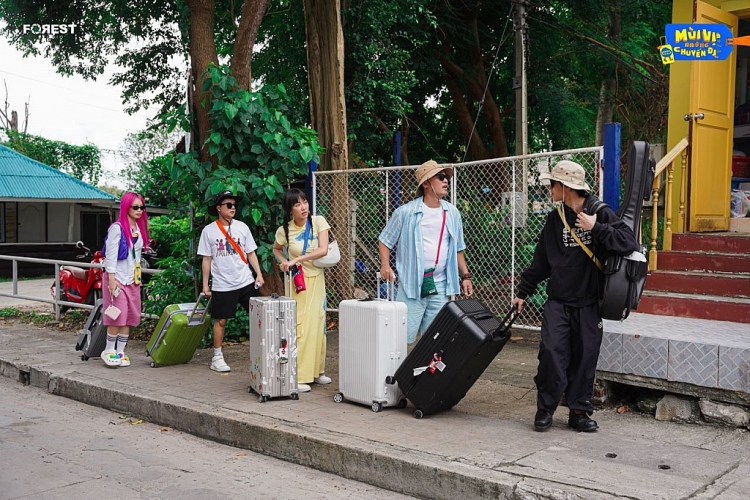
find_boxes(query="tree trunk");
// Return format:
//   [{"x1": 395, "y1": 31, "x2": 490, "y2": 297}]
[
  {"x1": 231, "y1": 0, "x2": 271, "y2": 90},
  {"x1": 595, "y1": 1, "x2": 621, "y2": 147},
  {"x1": 185, "y1": 0, "x2": 220, "y2": 163},
  {"x1": 304, "y1": 0, "x2": 351, "y2": 300}
]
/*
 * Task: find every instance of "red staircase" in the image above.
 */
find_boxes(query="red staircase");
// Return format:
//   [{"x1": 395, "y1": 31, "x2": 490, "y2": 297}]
[{"x1": 639, "y1": 233, "x2": 750, "y2": 323}]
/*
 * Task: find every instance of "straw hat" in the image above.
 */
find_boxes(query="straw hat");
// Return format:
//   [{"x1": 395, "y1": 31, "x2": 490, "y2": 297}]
[{"x1": 415, "y1": 160, "x2": 453, "y2": 196}]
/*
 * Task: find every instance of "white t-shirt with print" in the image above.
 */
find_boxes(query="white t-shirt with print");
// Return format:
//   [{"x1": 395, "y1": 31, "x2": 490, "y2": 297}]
[{"x1": 198, "y1": 220, "x2": 258, "y2": 291}]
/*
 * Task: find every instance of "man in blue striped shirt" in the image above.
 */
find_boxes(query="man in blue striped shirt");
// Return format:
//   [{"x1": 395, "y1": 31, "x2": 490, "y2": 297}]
[{"x1": 379, "y1": 160, "x2": 473, "y2": 344}]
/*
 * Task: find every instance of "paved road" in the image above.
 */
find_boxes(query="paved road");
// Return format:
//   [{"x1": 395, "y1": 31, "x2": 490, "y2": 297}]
[{"x1": 0, "y1": 377, "x2": 415, "y2": 500}]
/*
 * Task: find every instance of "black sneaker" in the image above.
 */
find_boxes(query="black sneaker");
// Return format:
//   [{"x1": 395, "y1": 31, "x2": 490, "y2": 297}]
[
  {"x1": 568, "y1": 411, "x2": 598, "y2": 432},
  {"x1": 534, "y1": 409, "x2": 553, "y2": 432}
]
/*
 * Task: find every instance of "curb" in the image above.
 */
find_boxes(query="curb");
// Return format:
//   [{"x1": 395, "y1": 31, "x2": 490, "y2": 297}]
[{"x1": 0, "y1": 357, "x2": 616, "y2": 500}]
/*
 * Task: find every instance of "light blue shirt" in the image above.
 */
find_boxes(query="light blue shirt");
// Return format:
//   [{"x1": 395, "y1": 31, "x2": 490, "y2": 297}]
[{"x1": 379, "y1": 197, "x2": 467, "y2": 299}]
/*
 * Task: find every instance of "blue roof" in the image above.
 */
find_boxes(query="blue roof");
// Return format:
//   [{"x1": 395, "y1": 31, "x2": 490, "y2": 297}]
[{"x1": 0, "y1": 145, "x2": 115, "y2": 202}]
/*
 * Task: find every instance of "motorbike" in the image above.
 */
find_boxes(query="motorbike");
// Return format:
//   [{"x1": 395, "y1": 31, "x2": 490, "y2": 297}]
[
  {"x1": 140, "y1": 239, "x2": 159, "y2": 285},
  {"x1": 51, "y1": 241, "x2": 104, "y2": 313}
]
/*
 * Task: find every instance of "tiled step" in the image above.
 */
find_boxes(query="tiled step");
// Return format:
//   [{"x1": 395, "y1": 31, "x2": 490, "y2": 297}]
[
  {"x1": 657, "y1": 251, "x2": 750, "y2": 274},
  {"x1": 637, "y1": 291, "x2": 750, "y2": 323},
  {"x1": 646, "y1": 271, "x2": 750, "y2": 298},
  {"x1": 672, "y1": 233, "x2": 750, "y2": 254}
]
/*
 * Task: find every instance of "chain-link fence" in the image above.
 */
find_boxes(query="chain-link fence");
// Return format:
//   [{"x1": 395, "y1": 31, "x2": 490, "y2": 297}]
[{"x1": 313, "y1": 147, "x2": 603, "y2": 329}]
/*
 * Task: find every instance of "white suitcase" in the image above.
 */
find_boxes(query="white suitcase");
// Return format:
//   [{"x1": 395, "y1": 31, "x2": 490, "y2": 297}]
[
  {"x1": 248, "y1": 293, "x2": 299, "y2": 402},
  {"x1": 334, "y1": 277, "x2": 408, "y2": 412}
]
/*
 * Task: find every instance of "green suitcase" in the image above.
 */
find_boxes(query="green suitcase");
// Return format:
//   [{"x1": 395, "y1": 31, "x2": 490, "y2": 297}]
[{"x1": 146, "y1": 295, "x2": 211, "y2": 367}]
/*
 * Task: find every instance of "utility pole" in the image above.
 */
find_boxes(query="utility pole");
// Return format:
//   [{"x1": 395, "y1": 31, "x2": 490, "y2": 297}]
[{"x1": 513, "y1": 1, "x2": 528, "y2": 156}]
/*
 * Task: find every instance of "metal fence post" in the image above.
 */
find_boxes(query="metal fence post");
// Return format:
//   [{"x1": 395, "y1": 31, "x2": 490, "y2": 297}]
[{"x1": 603, "y1": 123, "x2": 621, "y2": 211}]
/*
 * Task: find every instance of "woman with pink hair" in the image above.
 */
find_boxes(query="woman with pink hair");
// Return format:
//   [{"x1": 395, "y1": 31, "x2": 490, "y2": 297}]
[{"x1": 100, "y1": 191, "x2": 150, "y2": 367}]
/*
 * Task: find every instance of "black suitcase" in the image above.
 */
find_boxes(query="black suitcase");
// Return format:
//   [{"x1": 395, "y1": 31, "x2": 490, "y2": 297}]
[
  {"x1": 75, "y1": 299, "x2": 108, "y2": 361},
  {"x1": 390, "y1": 299, "x2": 517, "y2": 418}
]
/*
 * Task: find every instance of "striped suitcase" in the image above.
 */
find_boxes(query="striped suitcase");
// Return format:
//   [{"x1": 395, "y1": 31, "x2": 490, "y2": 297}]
[
  {"x1": 75, "y1": 299, "x2": 107, "y2": 361},
  {"x1": 145, "y1": 295, "x2": 211, "y2": 367},
  {"x1": 247, "y1": 294, "x2": 298, "y2": 402},
  {"x1": 334, "y1": 278, "x2": 408, "y2": 412}
]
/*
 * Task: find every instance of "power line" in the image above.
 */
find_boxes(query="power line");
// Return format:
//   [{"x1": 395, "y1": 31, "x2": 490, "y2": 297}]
[{"x1": 0, "y1": 68, "x2": 128, "y2": 113}]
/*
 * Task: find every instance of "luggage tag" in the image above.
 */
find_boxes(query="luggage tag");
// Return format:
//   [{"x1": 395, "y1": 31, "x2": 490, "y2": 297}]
[
  {"x1": 279, "y1": 338, "x2": 288, "y2": 364},
  {"x1": 413, "y1": 351, "x2": 446, "y2": 376}
]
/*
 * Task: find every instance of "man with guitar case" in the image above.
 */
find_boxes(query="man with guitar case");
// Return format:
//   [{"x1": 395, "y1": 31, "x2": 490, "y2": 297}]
[{"x1": 512, "y1": 159, "x2": 639, "y2": 433}]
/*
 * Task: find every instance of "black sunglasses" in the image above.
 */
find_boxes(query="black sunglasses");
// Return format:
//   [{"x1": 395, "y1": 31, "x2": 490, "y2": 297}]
[
  {"x1": 220, "y1": 202, "x2": 238, "y2": 209},
  {"x1": 130, "y1": 205, "x2": 146, "y2": 211},
  {"x1": 434, "y1": 173, "x2": 449, "y2": 182}
]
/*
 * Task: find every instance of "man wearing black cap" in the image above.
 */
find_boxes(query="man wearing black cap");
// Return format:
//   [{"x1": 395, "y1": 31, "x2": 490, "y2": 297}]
[{"x1": 198, "y1": 190, "x2": 264, "y2": 372}]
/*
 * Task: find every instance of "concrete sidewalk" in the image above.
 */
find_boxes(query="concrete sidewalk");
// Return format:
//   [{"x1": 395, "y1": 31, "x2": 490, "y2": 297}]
[{"x1": 1, "y1": 324, "x2": 749, "y2": 500}]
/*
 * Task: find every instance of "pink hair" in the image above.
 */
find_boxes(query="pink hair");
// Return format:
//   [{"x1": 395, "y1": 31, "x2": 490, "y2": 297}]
[{"x1": 118, "y1": 191, "x2": 150, "y2": 249}]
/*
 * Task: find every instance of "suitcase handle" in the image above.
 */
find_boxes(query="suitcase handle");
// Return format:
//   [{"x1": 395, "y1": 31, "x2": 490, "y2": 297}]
[
  {"x1": 493, "y1": 305, "x2": 519, "y2": 340},
  {"x1": 188, "y1": 293, "x2": 211, "y2": 324},
  {"x1": 375, "y1": 272, "x2": 395, "y2": 301}
]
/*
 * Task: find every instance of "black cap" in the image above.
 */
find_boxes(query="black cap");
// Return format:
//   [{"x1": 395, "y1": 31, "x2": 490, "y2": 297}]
[{"x1": 208, "y1": 190, "x2": 244, "y2": 216}]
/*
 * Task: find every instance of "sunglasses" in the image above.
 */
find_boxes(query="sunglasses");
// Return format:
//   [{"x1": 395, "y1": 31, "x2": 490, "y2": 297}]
[
  {"x1": 220, "y1": 202, "x2": 238, "y2": 209},
  {"x1": 434, "y1": 173, "x2": 449, "y2": 182},
  {"x1": 130, "y1": 205, "x2": 146, "y2": 211}
]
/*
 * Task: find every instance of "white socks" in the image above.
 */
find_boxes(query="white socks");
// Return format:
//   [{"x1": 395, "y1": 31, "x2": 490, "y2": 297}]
[
  {"x1": 105, "y1": 335, "x2": 117, "y2": 352},
  {"x1": 116, "y1": 335, "x2": 129, "y2": 354}
]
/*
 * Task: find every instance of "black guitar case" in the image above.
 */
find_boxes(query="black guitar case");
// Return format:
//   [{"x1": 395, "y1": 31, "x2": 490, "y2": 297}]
[{"x1": 597, "y1": 141, "x2": 654, "y2": 321}]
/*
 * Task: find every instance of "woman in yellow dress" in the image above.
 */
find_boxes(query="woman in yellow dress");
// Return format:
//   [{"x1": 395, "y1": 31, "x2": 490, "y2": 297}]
[{"x1": 273, "y1": 188, "x2": 331, "y2": 393}]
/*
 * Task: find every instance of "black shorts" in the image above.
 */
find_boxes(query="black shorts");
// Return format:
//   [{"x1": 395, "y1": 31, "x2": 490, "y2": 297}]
[{"x1": 210, "y1": 283, "x2": 259, "y2": 319}]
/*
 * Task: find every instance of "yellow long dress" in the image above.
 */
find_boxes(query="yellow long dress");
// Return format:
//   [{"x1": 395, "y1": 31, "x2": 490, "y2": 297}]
[{"x1": 274, "y1": 215, "x2": 330, "y2": 384}]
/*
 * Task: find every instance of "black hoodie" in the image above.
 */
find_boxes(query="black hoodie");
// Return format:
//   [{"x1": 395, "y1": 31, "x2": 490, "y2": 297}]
[{"x1": 517, "y1": 195, "x2": 639, "y2": 307}]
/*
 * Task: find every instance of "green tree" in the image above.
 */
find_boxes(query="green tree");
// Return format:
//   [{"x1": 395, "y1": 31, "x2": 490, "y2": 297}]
[
  {"x1": 1, "y1": 129, "x2": 103, "y2": 184},
  {"x1": 0, "y1": 0, "x2": 271, "y2": 163}
]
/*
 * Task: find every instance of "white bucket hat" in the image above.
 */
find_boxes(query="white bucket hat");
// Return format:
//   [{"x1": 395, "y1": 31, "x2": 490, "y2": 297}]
[{"x1": 539, "y1": 160, "x2": 591, "y2": 193}]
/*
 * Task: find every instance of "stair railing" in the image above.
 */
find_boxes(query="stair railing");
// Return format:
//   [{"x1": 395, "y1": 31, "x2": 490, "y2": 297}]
[{"x1": 648, "y1": 136, "x2": 689, "y2": 271}]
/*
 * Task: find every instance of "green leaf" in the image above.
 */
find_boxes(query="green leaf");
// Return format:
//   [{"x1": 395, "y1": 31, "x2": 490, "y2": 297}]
[
  {"x1": 251, "y1": 208, "x2": 263, "y2": 223},
  {"x1": 224, "y1": 103, "x2": 239, "y2": 120}
]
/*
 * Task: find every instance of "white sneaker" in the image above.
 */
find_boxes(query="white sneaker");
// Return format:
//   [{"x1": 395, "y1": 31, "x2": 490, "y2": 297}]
[
  {"x1": 210, "y1": 354, "x2": 231, "y2": 372},
  {"x1": 314, "y1": 374, "x2": 332, "y2": 385},
  {"x1": 101, "y1": 351, "x2": 121, "y2": 367},
  {"x1": 297, "y1": 383, "x2": 311, "y2": 393}
]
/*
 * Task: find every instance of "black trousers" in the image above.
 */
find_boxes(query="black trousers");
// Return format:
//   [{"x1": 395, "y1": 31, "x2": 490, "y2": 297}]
[{"x1": 535, "y1": 299, "x2": 603, "y2": 415}]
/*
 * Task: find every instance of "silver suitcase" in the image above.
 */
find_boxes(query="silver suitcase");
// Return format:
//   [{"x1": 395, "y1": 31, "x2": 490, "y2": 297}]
[
  {"x1": 248, "y1": 293, "x2": 299, "y2": 402},
  {"x1": 334, "y1": 276, "x2": 408, "y2": 412}
]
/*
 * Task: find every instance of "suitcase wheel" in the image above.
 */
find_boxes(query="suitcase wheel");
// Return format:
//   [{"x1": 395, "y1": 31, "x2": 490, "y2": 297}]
[
  {"x1": 397, "y1": 398, "x2": 408, "y2": 409},
  {"x1": 333, "y1": 393, "x2": 344, "y2": 403},
  {"x1": 75, "y1": 344, "x2": 82, "y2": 351},
  {"x1": 385, "y1": 375, "x2": 394, "y2": 385},
  {"x1": 371, "y1": 402, "x2": 383, "y2": 413},
  {"x1": 291, "y1": 393, "x2": 299, "y2": 401},
  {"x1": 247, "y1": 386, "x2": 254, "y2": 394},
  {"x1": 150, "y1": 362, "x2": 158, "y2": 368},
  {"x1": 81, "y1": 354, "x2": 89, "y2": 361},
  {"x1": 145, "y1": 350, "x2": 149, "y2": 357},
  {"x1": 258, "y1": 395, "x2": 268, "y2": 403},
  {"x1": 414, "y1": 409, "x2": 424, "y2": 419}
]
